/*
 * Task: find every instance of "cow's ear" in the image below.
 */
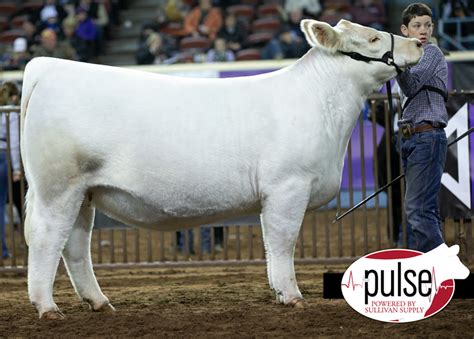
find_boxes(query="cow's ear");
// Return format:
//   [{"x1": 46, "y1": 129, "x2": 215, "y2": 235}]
[{"x1": 300, "y1": 19, "x2": 341, "y2": 51}]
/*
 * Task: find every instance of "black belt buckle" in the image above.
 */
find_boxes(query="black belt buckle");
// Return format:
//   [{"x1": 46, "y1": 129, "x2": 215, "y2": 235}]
[{"x1": 401, "y1": 124, "x2": 412, "y2": 138}]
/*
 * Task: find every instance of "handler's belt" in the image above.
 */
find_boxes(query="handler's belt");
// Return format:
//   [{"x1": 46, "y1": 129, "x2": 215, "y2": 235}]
[{"x1": 400, "y1": 122, "x2": 443, "y2": 138}]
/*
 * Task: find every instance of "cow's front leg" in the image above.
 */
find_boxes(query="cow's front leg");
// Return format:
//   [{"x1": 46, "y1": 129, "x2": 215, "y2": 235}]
[{"x1": 260, "y1": 180, "x2": 310, "y2": 307}]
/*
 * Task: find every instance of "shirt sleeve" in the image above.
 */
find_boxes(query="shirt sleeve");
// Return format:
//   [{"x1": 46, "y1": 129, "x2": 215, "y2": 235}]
[
  {"x1": 9, "y1": 112, "x2": 20, "y2": 172},
  {"x1": 396, "y1": 44, "x2": 444, "y2": 97}
]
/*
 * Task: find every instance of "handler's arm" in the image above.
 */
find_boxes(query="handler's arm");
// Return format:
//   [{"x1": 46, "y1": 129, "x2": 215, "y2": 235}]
[{"x1": 396, "y1": 45, "x2": 443, "y2": 97}]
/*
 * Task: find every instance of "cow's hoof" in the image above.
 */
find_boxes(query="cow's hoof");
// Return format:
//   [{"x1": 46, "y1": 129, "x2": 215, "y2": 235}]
[
  {"x1": 94, "y1": 302, "x2": 116, "y2": 313},
  {"x1": 40, "y1": 310, "x2": 65, "y2": 320},
  {"x1": 288, "y1": 298, "x2": 305, "y2": 308}
]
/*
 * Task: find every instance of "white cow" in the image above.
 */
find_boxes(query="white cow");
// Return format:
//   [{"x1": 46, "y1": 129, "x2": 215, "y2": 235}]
[{"x1": 21, "y1": 19, "x2": 423, "y2": 319}]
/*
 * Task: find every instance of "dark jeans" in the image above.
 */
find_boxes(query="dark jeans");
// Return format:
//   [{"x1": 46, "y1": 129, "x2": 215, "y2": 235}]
[
  {"x1": 400, "y1": 129, "x2": 447, "y2": 252},
  {"x1": 177, "y1": 227, "x2": 224, "y2": 253}
]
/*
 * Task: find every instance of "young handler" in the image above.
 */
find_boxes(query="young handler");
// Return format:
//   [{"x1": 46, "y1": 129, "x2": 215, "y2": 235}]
[{"x1": 397, "y1": 3, "x2": 449, "y2": 252}]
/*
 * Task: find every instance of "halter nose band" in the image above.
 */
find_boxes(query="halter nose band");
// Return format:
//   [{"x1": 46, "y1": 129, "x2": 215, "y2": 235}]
[{"x1": 339, "y1": 33, "x2": 403, "y2": 75}]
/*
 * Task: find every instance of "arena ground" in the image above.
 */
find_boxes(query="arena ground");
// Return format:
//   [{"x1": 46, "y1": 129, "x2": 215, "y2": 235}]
[{"x1": 1, "y1": 264, "x2": 473, "y2": 336}]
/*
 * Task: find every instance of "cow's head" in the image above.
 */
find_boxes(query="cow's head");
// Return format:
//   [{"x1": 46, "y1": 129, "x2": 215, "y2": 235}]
[
  {"x1": 426, "y1": 244, "x2": 470, "y2": 280},
  {"x1": 300, "y1": 19, "x2": 423, "y2": 82}
]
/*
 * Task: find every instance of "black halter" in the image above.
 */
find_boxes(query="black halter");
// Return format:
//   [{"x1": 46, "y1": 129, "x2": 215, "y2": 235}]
[
  {"x1": 339, "y1": 33, "x2": 403, "y2": 75},
  {"x1": 339, "y1": 33, "x2": 404, "y2": 138}
]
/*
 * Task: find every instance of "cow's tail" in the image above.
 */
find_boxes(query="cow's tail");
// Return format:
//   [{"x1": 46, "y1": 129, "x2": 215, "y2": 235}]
[
  {"x1": 20, "y1": 58, "x2": 44, "y2": 246},
  {"x1": 20, "y1": 58, "x2": 42, "y2": 137}
]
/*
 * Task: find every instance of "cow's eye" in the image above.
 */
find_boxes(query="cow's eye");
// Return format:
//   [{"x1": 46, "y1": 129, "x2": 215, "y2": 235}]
[{"x1": 370, "y1": 37, "x2": 380, "y2": 43}]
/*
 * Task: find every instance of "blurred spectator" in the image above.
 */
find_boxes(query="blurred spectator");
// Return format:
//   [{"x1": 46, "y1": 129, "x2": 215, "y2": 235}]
[
  {"x1": 0, "y1": 82, "x2": 24, "y2": 235},
  {"x1": 74, "y1": 7, "x2": 98, "y2": 61},
  {"x1": 285, "y1": 9, "x2": 307, "y2": 39},
  {"x1": 62, "y1": 16, "x2": 89, "y2": 61},
  {"x1": 214, "y1": 227, "x2": 223, "y2": 252},
  {"x1": 177, "y1": 227, "x2": 224, "y2": 254},
  {"x1": 319, "y1": 3, "x2": 352, "y2": 26},
  {"x1": 284, "y1": 0, "x2": 322, "y2": 19},
  {"x1": 262, "y1": 25, "x2": 308, "y2": 60},
  {"x1": 441, "y1": 0, "x2": 474, "y2": 49},
  {"x1": 34, "y1": 0, "x2": 68, "y2": 27},
  {"x1": 0, "y1": 82, "x2": 22, "y2": 260},
  {"x1": 217, "y1": 12, "x2": 246, "y2": 52},
  {"x1": 182, "y1": 0, "x2": 223, "y2": 40},
  {"x1": 75, "y1": 0, "x2": 109, "y2": 55},
  {"x1": 135, "y1": 32, "x2": 173, "y2": 64},
  {"x1": 31, "y1": 28, "x2": 77, "y2": 60},
  {"x1": 1, "y1": 38, "x2": 31, "y2": 71},
  {"x1": 206, "y1": 37, "x2": 234, "y2": 61},
  {"x1": 350, "y1": 0, "x2": 386, "y2": 30},
  {"x1": 164, "y1": 0, "x2": 189, "y2": 23},
  {"x1": 22, "y1": 21, "x2": 40, "y2": 52},
  {"x1": 140, "y1": 8, "x2": 169, "y2": 42},
  {"x1": 63, "y1": 2, "x2": 78, "y2": 18},
  {"x1": 176, "y1": 229, "x2": 194, "y2": 254},
  {"x1": 108, "y1": 0, "x2": 123, "y2": 26},
  {"x1": 442, "y1": 0, "x2": 474, "y2": 20},
  {"x1": 201, "y1": 227, "x2": 223, "y2": 253},
  {"x1": 38, "y1": 6, "x2": 63, "y2": 36}
]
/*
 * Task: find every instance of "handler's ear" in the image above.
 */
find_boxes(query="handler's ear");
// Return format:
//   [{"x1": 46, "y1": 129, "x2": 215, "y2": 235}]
[
  {"x1": 400, "y1": 24, "x2": 408, "y2": 37},
  {"x1": 300, "y1": 19, "x2": 341, "y2": 50}
]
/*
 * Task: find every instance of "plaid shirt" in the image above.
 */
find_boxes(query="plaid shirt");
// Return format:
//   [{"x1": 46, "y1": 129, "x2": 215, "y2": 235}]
[{"x1": 396, "y1": 43, "x2": 448, "y2": 127}]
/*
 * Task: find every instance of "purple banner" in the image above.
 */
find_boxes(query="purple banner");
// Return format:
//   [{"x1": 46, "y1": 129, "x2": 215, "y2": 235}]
[{"x1": 219, "y1": 69, "x2": 275, "y2": 78}]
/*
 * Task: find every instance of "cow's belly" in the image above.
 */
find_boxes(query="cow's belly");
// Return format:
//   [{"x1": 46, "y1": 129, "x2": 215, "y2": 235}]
[{"x1": 90, "y1": 183, "x2": 261, "y2": 230}]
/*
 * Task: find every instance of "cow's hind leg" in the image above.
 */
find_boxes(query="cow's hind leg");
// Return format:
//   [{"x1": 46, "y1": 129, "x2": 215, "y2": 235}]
[
  {"x1": 26, "y1": 188, "x2": 84, "y2": 319},
  {"x1": 261, "y1": 181, "x2": 310, "y2": 307},
  {"x1": 62, "y1": 200, "x2": 114, "y2": 313}
]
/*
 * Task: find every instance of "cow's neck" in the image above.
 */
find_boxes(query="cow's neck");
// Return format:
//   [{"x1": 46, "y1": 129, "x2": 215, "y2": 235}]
[{"x1": 293, "y1": 48, "x2": 374, "y2": 160}]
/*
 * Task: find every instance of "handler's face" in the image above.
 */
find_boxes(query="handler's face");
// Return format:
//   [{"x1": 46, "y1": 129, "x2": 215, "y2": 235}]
[{"x1": 401, "y1": 15, "x2": 433, "y2": 45}]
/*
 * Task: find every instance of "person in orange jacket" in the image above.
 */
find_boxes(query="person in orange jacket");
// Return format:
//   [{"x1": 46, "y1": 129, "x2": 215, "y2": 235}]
[{"x1": 182, "y1": 0, "x2": 223, "y2": 40}]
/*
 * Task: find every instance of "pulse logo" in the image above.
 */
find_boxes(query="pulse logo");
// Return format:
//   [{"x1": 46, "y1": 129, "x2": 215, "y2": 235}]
[{"x1": 341, "y1": 244, "x2": 470, "y2": 323}]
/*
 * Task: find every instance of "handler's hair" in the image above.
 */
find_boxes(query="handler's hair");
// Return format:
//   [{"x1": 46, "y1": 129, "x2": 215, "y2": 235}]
[{"x1": 401, "y1": 3, "x2": 433, "y2": 26}]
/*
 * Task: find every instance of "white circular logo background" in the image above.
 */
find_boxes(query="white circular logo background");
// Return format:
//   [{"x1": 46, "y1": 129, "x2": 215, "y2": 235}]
[{"x1": 341, "y1": 245, "x2": 469, "y2": 323}]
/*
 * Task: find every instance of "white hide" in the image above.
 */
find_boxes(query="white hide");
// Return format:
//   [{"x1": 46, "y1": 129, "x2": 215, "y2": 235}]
[{"x1": 21, "y1": 19, "x2": 423, "y2": 318}]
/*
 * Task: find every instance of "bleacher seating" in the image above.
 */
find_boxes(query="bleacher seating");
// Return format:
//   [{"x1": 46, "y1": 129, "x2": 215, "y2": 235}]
[
  {"x1": 10, "y1": 15, "x2": 28, "y2": 29},
  {"x1": 245, "y1": 32, "x2": 273, "y2": 47},
  {"x1": 0, "y1": 29, "x2": 24, "y2": 43},
  {"x1": 252, "y1": 17, "x2": 280, "y2": 34},
  {"x1": 257, "y1": 4, "x2": 281, "y2": 18},
  {"x1": 241, "y1": 0, "x2": 261, "y2": 6},
  {"x1": 0, "y1": 17, "x2": 8, "y2": 32},
  {"x1": 236, "y1": 48, "x2": 261, "y2": 61},
  {"x1": 227, "y1": 4, "x2": 255, "y2": 22},
  {"x1": 0, "y1": 3, "x2": 18, "y2": 17},
  {"x1": 180, "y1": 36, "x2": 211, "y2": 52},
  {"x1": 20, "y1": 1, "x2": 42, "y2": 12},
  {"x1": 0, "y1": 0, "x2": 408, "y2": 67}
]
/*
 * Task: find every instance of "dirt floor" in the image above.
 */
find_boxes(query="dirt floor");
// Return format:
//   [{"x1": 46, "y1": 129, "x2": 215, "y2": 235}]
[{"x1": 1, "y1": 264, "x2": 473, "y2": 337}]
